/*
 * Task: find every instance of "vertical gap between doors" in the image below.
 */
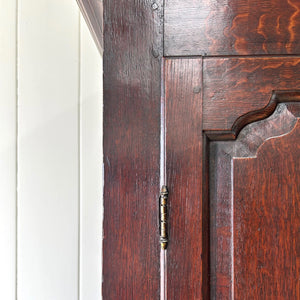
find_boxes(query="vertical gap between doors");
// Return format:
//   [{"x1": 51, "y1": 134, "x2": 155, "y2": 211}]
[
  {"x1": 160, "y1": 58, "x2": 167, "y2": 300},
  {"x1": 15, "y1": 0, "x2": 19, "y2": 298}
]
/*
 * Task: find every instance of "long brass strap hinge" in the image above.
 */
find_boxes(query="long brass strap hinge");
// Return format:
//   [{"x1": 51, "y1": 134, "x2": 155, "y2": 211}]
[{"x1": 159, "y1": 185, "x2": 169, "y2": 250}]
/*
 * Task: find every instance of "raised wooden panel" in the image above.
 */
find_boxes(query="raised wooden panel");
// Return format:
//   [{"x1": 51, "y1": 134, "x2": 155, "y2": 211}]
[
  {"x1": 210, "y1": 102, "x2": 300, "y2": 299},
  {"x1": 203, "y1": 57, "x2": 300, "y2": 133},
  {"x1": 164, "y1": 0, "x2": 300, "y2": 56},
  {"x1": 164, "y1": 58, "x2": 207, "y2": 299}
]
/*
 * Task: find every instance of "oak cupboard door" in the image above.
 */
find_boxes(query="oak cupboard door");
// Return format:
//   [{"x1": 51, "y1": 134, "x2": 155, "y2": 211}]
[
  {"x1": 163, "y1": 0, "x2": 300, "y2": 297},
  {"x1": 165, "y1": 56, "x2": 300, "y2": 299}
]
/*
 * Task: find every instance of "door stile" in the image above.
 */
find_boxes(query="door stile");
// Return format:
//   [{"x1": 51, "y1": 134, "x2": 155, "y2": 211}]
[{"x1": 164, "y1": 57, "x2": 205, "y2": 299}]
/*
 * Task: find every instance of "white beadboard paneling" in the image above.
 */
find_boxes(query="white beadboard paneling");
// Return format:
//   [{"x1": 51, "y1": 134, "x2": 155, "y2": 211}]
[
  {"x1": 79, "y1": 16, "x2": 103, "y2": 300},
  {"x1": 0, "y1": 0, "x2": 17, "y2": 299},
  {"x1": 17, "y1": 1, "x2": 80, "y2": 299}
]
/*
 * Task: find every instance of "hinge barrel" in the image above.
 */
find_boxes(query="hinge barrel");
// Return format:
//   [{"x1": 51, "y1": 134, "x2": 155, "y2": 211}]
[{"x1": 159, "y1": 185, "x2": 169, "y2": 249}]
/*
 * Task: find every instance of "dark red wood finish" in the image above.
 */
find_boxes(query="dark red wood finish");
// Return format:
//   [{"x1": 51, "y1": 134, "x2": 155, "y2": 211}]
[
  {"x1": 102, "y1": 1, "x2": 163, "y2": 298},
  {"x1": 164, "y1": 56, "x2": 300, "y2": 299},
  {"x1": 164, "y1": 58, "x2": 207, "y2": 299},
  {"x1": 98, "y1": 0, "x2": 300, "y2": 298},
  {"x1": 203, "y1": 57, "x2": 300, "y2": 132},
  {"x1": 77, "y1": 0, "x2": 103, "y2": 54},
  {"x1": 210, "y1": 101, "x2": 300, "y2": 299},
  {"x1": 164, "y1": 0, "x2": 300, "y2": 56},
  {"x1": 234, "y1": 111, "x2": 300, "y2": 299}
]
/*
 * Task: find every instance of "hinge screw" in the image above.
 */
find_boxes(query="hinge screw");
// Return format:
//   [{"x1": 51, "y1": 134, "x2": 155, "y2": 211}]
[{"x1": 152, "y1": 2, "x2": 158, "y2": 10}]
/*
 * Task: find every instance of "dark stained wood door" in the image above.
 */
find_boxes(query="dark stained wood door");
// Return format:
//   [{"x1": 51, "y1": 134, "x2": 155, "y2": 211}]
[
  {"x1": 165, "y1": 58, "x2": 300, "y2": 299},
  {"x1": 102, "y1": 0, "x2": 300, "y2": 298},
  {"x1": 164, "y1": 0, "x2": 300, "y2": 298}
]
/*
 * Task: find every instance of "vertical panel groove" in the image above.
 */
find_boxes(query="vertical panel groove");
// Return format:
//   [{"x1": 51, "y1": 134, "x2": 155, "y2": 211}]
[
  {"x1": 15, "y1": 0, "x2": 19, "y2": 298},
  {"x1": 78, "y1": 12, "x2": 81, "y2": 300}
]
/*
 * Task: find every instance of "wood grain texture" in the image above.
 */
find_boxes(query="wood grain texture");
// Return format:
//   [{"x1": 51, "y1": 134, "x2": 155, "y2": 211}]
[
  {"x1": 77, "y1": 0, "x2": 103, "y2": 54},
  {"x1": 164, "y1": 0, "x2": 300, "y2": 56},
  {"x1": 203, "y1": 57, "x2": 300, "y2": 133},
  {"x1": 165, "y1": 58, "x2": 206, "y2": 299},
  {"x1": 210, "y1": 102, "x2": 300, "y2": 299},
  {"x1": 234, "y1": 110, "x2": 300, "y2": 299},
  {"x1": 103, "y1": 0, "x2": 163, "y2": 298}
]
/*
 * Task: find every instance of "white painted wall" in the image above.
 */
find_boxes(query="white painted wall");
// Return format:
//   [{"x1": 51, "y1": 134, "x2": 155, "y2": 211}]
[
  {"x1": 0, "y1": 0, "x2": 17, "y2": 298},
  {"x1": 79, "y1": 14, "x2": 103, "y2": 300},
  {"x1": 0, "y1": 1, "x2": 102, "y2": 299}
]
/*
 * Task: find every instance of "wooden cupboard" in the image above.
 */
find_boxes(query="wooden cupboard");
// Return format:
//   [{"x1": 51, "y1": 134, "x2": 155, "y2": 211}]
[{"x1": 79, "y1": 0, "x2": 300, "y2": 298}]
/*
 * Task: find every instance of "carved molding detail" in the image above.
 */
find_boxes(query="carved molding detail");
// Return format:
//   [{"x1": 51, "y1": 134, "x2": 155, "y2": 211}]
[{"x1": 205, "y1": 90, "x2": 300, "y2": 140}]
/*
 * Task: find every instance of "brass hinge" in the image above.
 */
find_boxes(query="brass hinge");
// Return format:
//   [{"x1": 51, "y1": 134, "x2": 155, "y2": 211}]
[{"x1": 159, "y1": 185, "x2": 169, "y2": 249}]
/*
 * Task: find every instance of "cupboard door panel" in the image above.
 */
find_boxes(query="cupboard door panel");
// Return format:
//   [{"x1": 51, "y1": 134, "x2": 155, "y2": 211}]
[{"x1": 210, "y1": 102, "x2": 300, "y2": 299}]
